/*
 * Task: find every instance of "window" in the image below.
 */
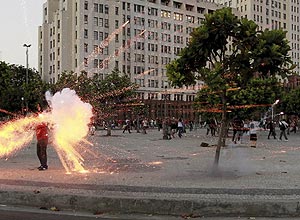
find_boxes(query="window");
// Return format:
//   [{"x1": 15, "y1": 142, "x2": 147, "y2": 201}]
[
  {"x1": 99, "y1": 18, "x2": 103, "y2": 27},
  {"x1": 99, "y1": 32, "x2": 103, "y2": 41},
  {"x1": 104, "y1": 5, "x2": 109, "y2": 14},
  {"x1": 186, "y1": 15, "x2": 194, "y2": 23},
  {"x1": 99, "y1": 4, "x2": 103, "y2": 13},
  {"x1": 161, "y1": 10, "x2": 171, "y2": 18},
  {"x1": 84, "y1": 1, "x2": 88, "y2": 10},
  {"x1": 174, "y1": 12, "x2": 183, "y2": 21},
  {"x1": 94, "y1": 17, "x2": 98, "y2": 26},
  {"x1": 94, "y1": 3, "x2": 98, "y2": 12},
  {"x1": 94, "y1": 31, "x2": 98, "y2": 40},
  {"x1": 104, "y1": 19, "x2": 109, "y2": 28},
  {"x1": 84, "y1": 29, "x2": 88, "y2": 38},
  {"x1": 94, "y1": 59, "x2": 99, "y2": 68}
]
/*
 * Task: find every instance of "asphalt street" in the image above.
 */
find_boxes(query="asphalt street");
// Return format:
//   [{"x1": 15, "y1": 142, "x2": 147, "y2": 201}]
[{"x1": 1, "y1": 127, "x2": 300, "y2": 217}]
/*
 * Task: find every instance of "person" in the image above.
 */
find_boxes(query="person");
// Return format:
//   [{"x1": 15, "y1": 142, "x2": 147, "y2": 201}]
[
  {"x1": 209, "y1": 118, "x2": 217, "y2": 137},
  {"x1": 279, "y1": 119, "x2": 289, "y2": 141},
  {"x1": 267, "y1": 120, "x2": 277, "y2": 139},
  {"x1": 123, "y1": 119, "x2": 131, "y2": 133},
  {"x1": 89, "y1": 122, "x2": 96, "y2": 135},
  {"x1": 289, "y1": 119, "x2": 297, "y2": 133},
  {"x1": 249, "y1": 120, "x2": 257, "y2": 148},
  {"x1": 142, "y1": 118, "x2": 148, "y2": 134},
  {"x1": 232, "y1": 117, "x2": 243, "y2": 143},
  {"x1": 35, "y1": 103, "x2": 49, "y2": 171},
  {"x1": 170, "y1": 117, "x2": 177, "y2": 138},
  {"x1": 189, "y1": 121, "x2": 193, "y2": 132},
  {"x1": 177, "y1": 118, "x2": 184, "y2": 138}
]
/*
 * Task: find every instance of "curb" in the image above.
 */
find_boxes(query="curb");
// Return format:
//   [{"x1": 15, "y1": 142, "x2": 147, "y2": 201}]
[{"x1": 1, "y1": 190, "x2": 300, "y2": 217}]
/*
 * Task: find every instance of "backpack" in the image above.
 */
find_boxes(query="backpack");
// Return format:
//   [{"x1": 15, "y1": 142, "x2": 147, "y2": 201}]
[{"x1": 279, "y1": 121, "x2": 288, "y2": 130}]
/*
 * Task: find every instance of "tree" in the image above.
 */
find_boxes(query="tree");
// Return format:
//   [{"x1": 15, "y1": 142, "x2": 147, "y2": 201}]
[
  {"x1": 91, "y1": 69, "x2": 137, "y2": 136},
  {"x1": 0, "y1": 61, "x2": 48, "y2": 116},
  {"x1": 196, "y1": 77, "x2": 284, "y2": 120},
  {"x1": 54, "y1": 69, "x2": 137, "y2": 135},
  {"x1": 167, "y1": 8, "x2": 293, "y2": 167},
  {"x1": 280, "y1": 87, "x2": 300, "y2": 116}
]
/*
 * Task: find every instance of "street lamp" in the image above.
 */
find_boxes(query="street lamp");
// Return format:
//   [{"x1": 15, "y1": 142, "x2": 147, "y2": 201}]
[
  {"x1": 271, "y1": 99, "x2": 279, "y2": 120},
  {"x1": 23, "y1": 44, "x2": 31, "y2": 110}
]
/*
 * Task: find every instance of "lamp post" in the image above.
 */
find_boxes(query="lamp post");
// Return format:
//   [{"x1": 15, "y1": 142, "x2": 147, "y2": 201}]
[
  {"x1": 23, "y1": 44, "x2": 31, "y2": 110},
  {"x1": 271, "y1": 99, "x2": 280, "y2": 121},
  {"x1": 21, "y1": 97, "x2": 24, "y2": 115}
]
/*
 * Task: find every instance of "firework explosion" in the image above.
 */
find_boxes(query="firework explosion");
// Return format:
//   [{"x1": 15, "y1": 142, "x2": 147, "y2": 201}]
[{"x1": 0, "y1": 88, "x2": 93, "y2": 173}]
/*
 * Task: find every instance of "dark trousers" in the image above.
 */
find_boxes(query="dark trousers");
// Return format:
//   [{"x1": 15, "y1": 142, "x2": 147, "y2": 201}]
[
  {"x1": 268, "y1": 129, "x2": 276, "y2": 139},
  {"x1": 123, "y1": 125, "x2": 131, "y2": 133},
  {"x1": 279, "y1": 129, "x2": 288, "y2": 140},
  {"x1": 37, "y1": 139, "x2": 48, "y2": 167},
  {"x1": 178, "y1": 127, "x2": 184, "y2": 138}
]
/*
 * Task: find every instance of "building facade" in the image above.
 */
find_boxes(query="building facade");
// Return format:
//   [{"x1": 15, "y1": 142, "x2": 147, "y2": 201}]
[
  {"x1": 38, "y1": 0, "x2": 224, "y2": 121},
  {"x1": 219, "y1": 0, "x2": 300, "y2": 75},
  {"x1": 38, "y1": 0, "x2": 222, "y2": 99}
]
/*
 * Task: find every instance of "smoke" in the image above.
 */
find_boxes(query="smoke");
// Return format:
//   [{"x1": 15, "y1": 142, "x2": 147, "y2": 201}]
[{"x1": 46, "y1": 88, "x2": 93, "y2": 173}]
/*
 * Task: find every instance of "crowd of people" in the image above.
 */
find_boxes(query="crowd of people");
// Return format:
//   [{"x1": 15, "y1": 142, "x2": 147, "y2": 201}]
[{"x1": 98, "y1": 117, "x2": 196, "y2": 139}]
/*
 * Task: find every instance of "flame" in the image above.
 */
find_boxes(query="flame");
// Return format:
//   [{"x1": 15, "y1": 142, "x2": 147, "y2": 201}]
[
  {"x1": 49, "y1": 88, "x2": 93, "y2": 173},
  {"x1": 0, "y1": 88, "x2": 94, "y2": 173},
  {"x1": 0, "y1": 116, "x2": 40, "y2": 158}
]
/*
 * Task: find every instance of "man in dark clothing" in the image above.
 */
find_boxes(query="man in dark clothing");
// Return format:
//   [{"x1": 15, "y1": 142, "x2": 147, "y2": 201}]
[
  {"x1": 267, "y1": 120, "x2": 277, "y2": 139},
  {"x1": 123, "y1": 119, "x2": 131, "y2": 133},
  {"x1": 279, "y1": 119, "x2": 288, "y2": 141}
]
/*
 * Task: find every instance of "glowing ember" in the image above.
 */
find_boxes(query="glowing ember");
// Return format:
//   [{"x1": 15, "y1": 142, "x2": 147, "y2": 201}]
[
  {"x1": 148, "y1": 161, "x2": 163, "y2": 165},
  {"x1": 0, "y1": 116, "x2": 37, "y2": 157}
]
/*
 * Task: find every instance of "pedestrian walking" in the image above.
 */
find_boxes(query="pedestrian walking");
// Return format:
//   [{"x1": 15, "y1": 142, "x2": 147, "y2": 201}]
[
  {"x1": 142, "y1": 118, "x2": 148, "y2": 134},
  {"x1": 123, "y1": 119, "x2": 131, "y2": 133},
  {"x1": 189, "y1": 121, "x2": 193, "y2": 132},
  {"x1": 177, "y1": 118, "x2": 184, "y2": 138},
  {"x1": 267, "y1": 120, "x2": 277, "y2": 139},
  {"x1": 232, "y1": 117, "x2": 243, "y2": 143},
  {"x1": 249, "y1": 120, "x2": 257, "y2": 148},
  {"x1": 279, "y1": 119, "x2": 289, "y2": 141}
]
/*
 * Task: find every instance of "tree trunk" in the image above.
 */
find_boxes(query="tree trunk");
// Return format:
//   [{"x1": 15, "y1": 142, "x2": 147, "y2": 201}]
[
  {"x1": 106, "y1": 119, "x2": 112, "y2": 136},
  {"x1": 162, "y1": 119, "x2": 169, "y2": 140},
  {"x1": 214, "y1": 90, "x2": 227, "y2": 167},
  {"x1": 136, "y1": 115, "x2": 140, "y2": 133}
]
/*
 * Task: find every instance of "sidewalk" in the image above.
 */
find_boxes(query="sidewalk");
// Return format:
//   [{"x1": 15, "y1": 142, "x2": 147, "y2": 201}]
[{"x1": 1, "y1": 128, "x2": 300, "y2": 217}]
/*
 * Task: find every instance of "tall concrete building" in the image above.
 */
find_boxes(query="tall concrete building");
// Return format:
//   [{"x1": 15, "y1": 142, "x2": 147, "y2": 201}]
[
  {"x1": 219, "y1": 0, "x2": 300, "y2": 75},
  {"x1": 38, "y1": 0, "x2": 222, "y2": 103}
]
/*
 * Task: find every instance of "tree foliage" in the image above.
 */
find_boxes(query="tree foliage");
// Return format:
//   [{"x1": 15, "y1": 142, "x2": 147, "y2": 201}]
[
  {"x1": 54, "y1": 68, "x2": 137, "y2": 124},
  {"x1": 166, "y1": 7, "x2": 293, "y2": 165},
  {"x1": 280, "y1": 87, "x2": 300, "y2": 115},
  {"x1": 0, "y1": 61, "x2": 48, "y2": 115}
]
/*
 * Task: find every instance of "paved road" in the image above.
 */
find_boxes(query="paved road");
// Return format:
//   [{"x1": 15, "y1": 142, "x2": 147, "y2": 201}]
[{"x1": 0, "y1": 127, "x2": 300, "y2": 217}]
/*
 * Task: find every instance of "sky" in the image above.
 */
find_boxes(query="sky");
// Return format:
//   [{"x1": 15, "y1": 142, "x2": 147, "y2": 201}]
[{"x1": 0, "y1": 0, "x2": 45, "y2": 69}]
